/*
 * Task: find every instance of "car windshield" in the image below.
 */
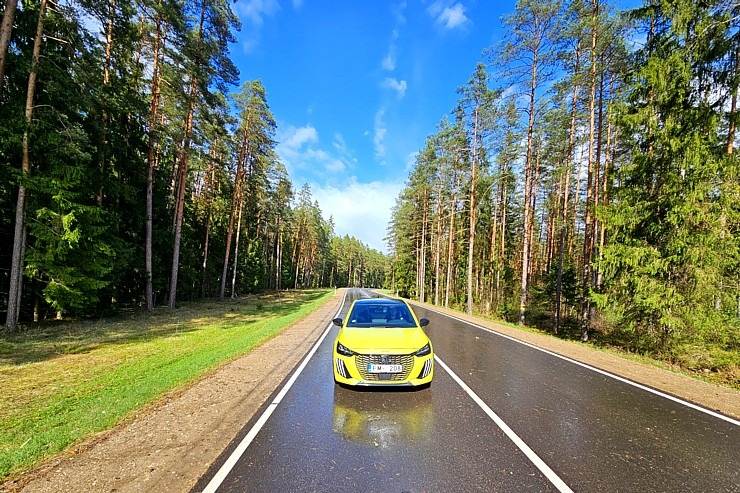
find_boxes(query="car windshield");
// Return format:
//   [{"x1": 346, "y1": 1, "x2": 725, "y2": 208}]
[{"x1": 346, "y1": 303, "x2": 417, "y2": 328}]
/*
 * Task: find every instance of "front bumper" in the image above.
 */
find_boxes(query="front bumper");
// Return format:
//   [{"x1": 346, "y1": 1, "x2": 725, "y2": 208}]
[{"x1": 333, "y1": 351, "x2": 434, "y2": 386}]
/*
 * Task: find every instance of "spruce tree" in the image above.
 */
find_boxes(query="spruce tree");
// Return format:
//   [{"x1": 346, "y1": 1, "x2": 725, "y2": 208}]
[{"x1": 597, "y1": 0, "x2": 740, "y2": 350}]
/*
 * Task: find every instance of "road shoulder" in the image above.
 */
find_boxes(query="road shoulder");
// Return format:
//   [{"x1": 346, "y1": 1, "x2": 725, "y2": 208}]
[{"x1": 1, "y1": 290, "x2": 344, "y2": 493}]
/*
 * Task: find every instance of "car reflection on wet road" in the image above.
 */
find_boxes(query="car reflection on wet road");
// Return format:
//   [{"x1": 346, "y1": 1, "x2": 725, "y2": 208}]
[
  {"x1": 332, "y1": 386, "x2": 434, "y2": 449},
  {"x1": 194, "y1": 288, "x2": 740, "y2": 493}
]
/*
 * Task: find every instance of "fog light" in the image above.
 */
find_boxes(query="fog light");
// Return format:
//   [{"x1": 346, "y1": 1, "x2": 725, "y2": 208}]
[
  {"x1": 335, "y1": 358, "x2": 350, "y2": 378},
  {"x1": 417, "y1": 358, "x2": 433, "y2": 378}
]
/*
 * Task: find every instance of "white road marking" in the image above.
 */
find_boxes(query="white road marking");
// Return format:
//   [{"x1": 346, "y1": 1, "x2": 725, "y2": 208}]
[
  {"x1": 418, "y1": 304, "x2": 740, "y2": 427},
  {"x1": 435, "y1": 355, "x2": 575, "y2": 493},
  {"x1": 200, "y1": 290, "x2": 348, "y2": 493}
]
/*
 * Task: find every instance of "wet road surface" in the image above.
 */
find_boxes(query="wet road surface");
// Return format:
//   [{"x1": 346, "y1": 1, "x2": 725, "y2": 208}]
[{"x1": 193, "y1": 288, "x2": 739, "y2": 493}]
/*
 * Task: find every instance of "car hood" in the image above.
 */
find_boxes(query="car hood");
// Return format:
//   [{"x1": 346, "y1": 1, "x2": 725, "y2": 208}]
[{"x1": 338, "y1": 327, "x2": 430, "y2": 354}]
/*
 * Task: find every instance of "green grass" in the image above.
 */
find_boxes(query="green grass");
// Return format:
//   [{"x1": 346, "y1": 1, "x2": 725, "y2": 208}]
[{"x1": 0, "y1": 289, "x2": 333, "y2": 481}]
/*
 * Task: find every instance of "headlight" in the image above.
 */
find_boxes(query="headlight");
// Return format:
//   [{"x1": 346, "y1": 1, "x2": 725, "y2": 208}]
[
  {"x1": 415, "y1": 343, "x2": 431, "y2": 357},
  {"x1": 336, "y1": 341, "x2": 355, "y2": 356}
]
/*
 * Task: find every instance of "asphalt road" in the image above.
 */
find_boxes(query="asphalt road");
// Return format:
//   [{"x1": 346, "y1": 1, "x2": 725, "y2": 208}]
[{"x1": 193, "y1": 288, "x2": 740, "y2": 493}]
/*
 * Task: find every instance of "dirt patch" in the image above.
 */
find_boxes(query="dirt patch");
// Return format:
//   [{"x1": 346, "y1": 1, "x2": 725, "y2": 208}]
[{"x1": 2, "y1": 290, "x2": 738, "y2": 493}]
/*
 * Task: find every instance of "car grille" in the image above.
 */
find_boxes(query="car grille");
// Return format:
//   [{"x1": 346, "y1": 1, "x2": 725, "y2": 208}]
[{"x1": 356, "y1": 353, "x2": 415, "y2": 381}]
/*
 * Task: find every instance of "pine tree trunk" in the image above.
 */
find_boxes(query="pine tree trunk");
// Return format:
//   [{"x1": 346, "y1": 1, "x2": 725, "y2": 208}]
[
  {"x1": 201, "y1": 207, "x2": 212, "y2": 296},
  {"x1": 498, "y1": 158, "x2": 509, "y2": 312},
  {"x1": 592, "y1": 69, "x2": 605, "y2": 286},
  {"x1": 294, "y1": 242, "x2": 302, "y2": 289},
  {"x1": 201, "y1": 152, "x2": 216, "y2": 297},
  {"x1": 555, "y1": 43, "x2": 580, "y2": 333},
  {"x1": 145, "y1": 8, "x2": 164, "y2": 311},
  {"x1": 434, "y1": 184, "x2": 443, "y2": 306},
  {"x1": 6, "y1": 0, "x2": 47, "y2": 331},
  {"x1": 220, "y1": 180, "x2": 239, "y2": 299},
  {"x1": 97, "y1": 0, "x2": 115, "y2": 206},
  {"x1": 221, "y1": 109, "x2": 251, "y2": 299},
  {"x1": 168, "y1": 0, "x2": 207, "y2": 309},
  {"x1": 467, "y1": 109, "x2": 478, "y2": 315},
  {"x1": 728, "y1": 41, "x2": 739, "y2": 155},
  {"x1": 569, "y1": 144, "x2": 587, "y2": 257},
  {"x1": 0, "y1": 0, "x2": 18, "y2": 92},
  {"x1": 230, "y1": 197, "x2": 244, "y2": 299},
  {"x1": 445, "y1": 175, "x2": 457, "y2": 308},
  {"x1": 580, "y1": 0, "x2": 599, "y2": 342},
  {"x1": 168, "y1": 80, "x2": 196, "y2": 309},
  {"x1": 275, "y1": 216, "x2": 282, "y2": 290},
  {"x1": 531, "y1": 144, "x2": 542, "y2": 278},
  {"x1": 420, "y1": 190, "x2": 428, "y2": 302},
  {"x1": 489, "y1": 181, "x2": 499, "y2": 314},
  {"x1": 291, "y1": 235, "x2": 299, "y2": 289},
  {"x1": 519, "y1": 54, "x2": 538, "y2": 325},
  {"x1": 597, "y1": 80, "x2": 617, "y2": 289}
]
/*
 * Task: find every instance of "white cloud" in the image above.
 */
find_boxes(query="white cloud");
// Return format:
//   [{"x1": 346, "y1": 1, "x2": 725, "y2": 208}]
[
  {"x1": 331, "y1": 133, "x2": 356, "y2": 170},
  {"x1": 235, "y1": 0, "x2": 280, "y2": 52},
  {"x1": 374, "y1": 109, "x2": 387, "y2": 162},
  {"x1": 428, "y1": 1, "x2": 469, "y2": 30},
  {"x1": 382, "y1": 51, "x2": 396, "y2": 71},
  {"x1": 405, "y1": 151, "x2": 418, "y2": 173},
  {"x1": 241, "y1": 38, "x2": 259, "y2": 53},
  {"x1": 236, "y1": 0, "x2": 280, "y2": 26},
  {"x1": 392, "y1": 2, "x2": 407, "y2": 24},
  {"x1": 381, "y1": 77, "x2": 408, "y2": 99},
  {"x1": 382, "y1": 29, "x2": 400, "y2": 71},
  {"x1": 333, "y1": 133, "x2": 348, "y2": 153},
  {"x1": 276, "y1": 124, "x2": 319, "y2": 174},
  {"x1": 313, "y1": 178, "x2": 403, "y2": 253},
  {"x1": 281, "y1": 124, "x2": 318, "y2": 149},
  {"x1": 304, "y1": 148, "x2": 330, "y2": 161},
  {"x1": 277, "y1": 124, "x2": 351, "y2": 180},
  {"x1": 440, "y1": 4, "x2": 468, "y2": 29},
  {"x1": 325, "y1": 159, "x2": 346, "y2": 173}
]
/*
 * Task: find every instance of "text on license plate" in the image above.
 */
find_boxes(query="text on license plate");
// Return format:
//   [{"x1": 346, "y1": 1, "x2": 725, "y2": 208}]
[{"x1": 367, "y1": 363, "x2": 403, "y2": 373}]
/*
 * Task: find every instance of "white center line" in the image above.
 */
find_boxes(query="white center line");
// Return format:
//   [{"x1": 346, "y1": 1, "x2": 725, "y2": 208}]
[{"x1": 435, "y1": 355, "x2": 575, "y2": 493}]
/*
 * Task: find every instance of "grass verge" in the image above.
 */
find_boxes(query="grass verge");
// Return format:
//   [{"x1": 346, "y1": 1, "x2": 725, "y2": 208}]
[{"x1": 0, "y1": 289, "x2": 333, "y2": 481}]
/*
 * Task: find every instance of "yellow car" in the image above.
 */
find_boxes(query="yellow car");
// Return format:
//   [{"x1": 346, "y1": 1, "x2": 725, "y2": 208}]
[{"x1": 332, "y1": 298, "x2": 433, "y2": 387}]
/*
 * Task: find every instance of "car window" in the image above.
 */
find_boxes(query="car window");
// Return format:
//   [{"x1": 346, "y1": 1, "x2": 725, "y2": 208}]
[{"x1": 346, "y1": 304, "x2": 416, "y2": 328}]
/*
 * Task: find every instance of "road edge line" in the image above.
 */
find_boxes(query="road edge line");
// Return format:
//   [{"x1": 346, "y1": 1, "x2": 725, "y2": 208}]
[
  {"x1": 200, "y1": 290, "x2": 348, "y2": 493},
  {"x1": 419, "y1": 304, "x2": 740, "y2": 427}
]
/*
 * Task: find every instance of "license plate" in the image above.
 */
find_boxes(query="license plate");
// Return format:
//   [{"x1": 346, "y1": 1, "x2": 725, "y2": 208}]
[{"x1": 367, "y1": 363, "x2": 403, "y2": 373}]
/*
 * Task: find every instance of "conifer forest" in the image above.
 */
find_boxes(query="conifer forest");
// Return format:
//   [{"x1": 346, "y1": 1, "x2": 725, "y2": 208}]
[{"x1": 1, "y1": 0, "x2": 739, "y2": 376}]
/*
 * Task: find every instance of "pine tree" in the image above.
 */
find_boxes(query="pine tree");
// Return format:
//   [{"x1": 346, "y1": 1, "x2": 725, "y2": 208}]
[
  {"x1": 5, "y1": 0, "x2": 47, "y2": 330},
  {"x1": 496, "y1": 0, "x2": 562, "y2": 325},
  {"x1": 168, "y1": 0, "x2": 239, "y2": 308},
  {"x1": 457, "y1": 63, "x2": 497, "y2": 314}
]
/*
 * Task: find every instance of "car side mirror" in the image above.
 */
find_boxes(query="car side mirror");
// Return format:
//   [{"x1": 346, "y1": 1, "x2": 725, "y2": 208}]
[
  {"x1": 332, "y1": 318, "x2": 343, "y2": 327},
  {"x1": 419, "y1": 318, "x2": 429, "y2": 327}
]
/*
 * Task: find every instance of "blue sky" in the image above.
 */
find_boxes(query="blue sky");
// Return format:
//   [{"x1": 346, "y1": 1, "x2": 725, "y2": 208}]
[{"x1": 229, "y1": 0, "x2": 637, "y2": 253}]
